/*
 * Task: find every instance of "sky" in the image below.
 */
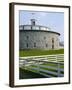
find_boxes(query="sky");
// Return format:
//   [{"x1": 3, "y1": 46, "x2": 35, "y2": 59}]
[{"x1": 19, "y1": 10, "x2": 64, "y2": 42}]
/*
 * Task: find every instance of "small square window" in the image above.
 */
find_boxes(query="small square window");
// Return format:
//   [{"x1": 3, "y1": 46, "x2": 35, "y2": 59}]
[
  {"x1": 52, "y1": 38, "x2": 54, "y2": 43},
  {"x1": 46, "y1": 44, "x2": 48, "y2": 47},
  {"x1": 27, "y1": 36, "x2": 29, "y2": 39},
  {"x1": 26, "y1": 43, "x2": 28, "y2": 47},
  {"x1": 34, "y1": 43, "x2": 36, "y2": 47},
  {"x1": 44, "y1": 37, "x2": 46, "y2": 39}
]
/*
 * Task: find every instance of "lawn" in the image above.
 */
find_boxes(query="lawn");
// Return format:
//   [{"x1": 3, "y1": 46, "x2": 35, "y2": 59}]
[
  {"x1": 19, "y1": 68, "x2": 46, "y2": 79},
  {"x1": 19, "y1": 49, "x2": 64, "y2": 79},
  {"x1": 24, "y1": 62, "x2": 64, "y2": 74},
  {"x1": 19, "y1": 61, "x2": 64, "y2": 78},
  {"x1": 19, "y1": 49, "x2": 64, "y2": 57}
]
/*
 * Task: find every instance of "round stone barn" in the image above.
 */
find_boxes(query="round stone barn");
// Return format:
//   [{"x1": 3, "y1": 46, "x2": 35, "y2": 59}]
[{"x1": 19, "y1": 19, "x2": 60, "y2": 50}]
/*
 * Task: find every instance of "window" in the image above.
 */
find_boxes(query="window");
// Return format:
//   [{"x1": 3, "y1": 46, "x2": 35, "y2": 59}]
[
  {"x1": 52, "y1": 38, "x2": 54, "y2": 49},
  {"x1": 19, "y1": 26, "x2": 23, "y2": 30},
  {"x1": 24, "y1": 26, "x2": 31, "y2": 30},
  {"x1": 32, "y1": 26, "x2": 39, "y2": 30},
  {"x1": 33, "y1": 21, "x2": 35, "y2": 25},
  {"x1": 34, "y1": 43, "x2": 36, "y2": 47},
  {"x1": 52, "y1": 44, "x2": 54, "y2": 49},
  {"x1": 46, "y1": 43, "x2": 48, "y2": 47},
  {"x1": 40, "y1": 27, "x2": 46, "y2": 30},
  {"x1": 44, "y1": 36, "x2": 46, "y2": 39},
  {"x1": 32, "y1": 26, "x2": 36, "y2": 30},
  {"x1": 26, "y1": 43, "x2": 28, "y2": 48},
  {"x1": 27, "y1": 36, "x2": 29, "y2": 40},
  {"x1": 52, "y1": 38, "x2": 54, "y2": 43}
]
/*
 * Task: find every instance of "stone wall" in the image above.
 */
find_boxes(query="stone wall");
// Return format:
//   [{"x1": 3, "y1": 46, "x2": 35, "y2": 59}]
[{"x1": 19, "y1": 30, "x2": 60, "y2": 50}]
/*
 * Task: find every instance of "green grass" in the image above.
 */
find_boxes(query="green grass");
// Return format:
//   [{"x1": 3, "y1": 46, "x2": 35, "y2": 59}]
[
  {"x1": 20, "y1": 62, "x2": 64, "y2": 78},
  {"x1": 19, "y1": 49, "x2": 64, "y2": 57},
  {"x1": 29, "y1": 63, "x2": 64, "y2": 73},
  {"x1": 20, "y1": 61, "x2": 64, "y2": 77},
  {"x1": 19, "y1": 68, "x2": 46, "y2": 79},
  {"x1": 30, "y1": 62, "x2": 64, "y2": 68},
  {"x1": 19, "y1": 49, "x2": 64, "y2": 78},
  {"x1": 41, "y1": 63, "x2": 64, "y2": 68}
]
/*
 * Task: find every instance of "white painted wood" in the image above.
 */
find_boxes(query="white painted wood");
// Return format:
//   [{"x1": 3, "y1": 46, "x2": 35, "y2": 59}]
[{"x1": 19, "y1": 54, "x2": 64, "y2": 77}]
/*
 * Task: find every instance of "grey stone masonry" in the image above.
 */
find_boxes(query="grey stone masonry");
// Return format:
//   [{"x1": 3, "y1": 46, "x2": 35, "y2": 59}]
[{"x1": 19, "y1": 28, "x2": 60, "y2": 50}]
